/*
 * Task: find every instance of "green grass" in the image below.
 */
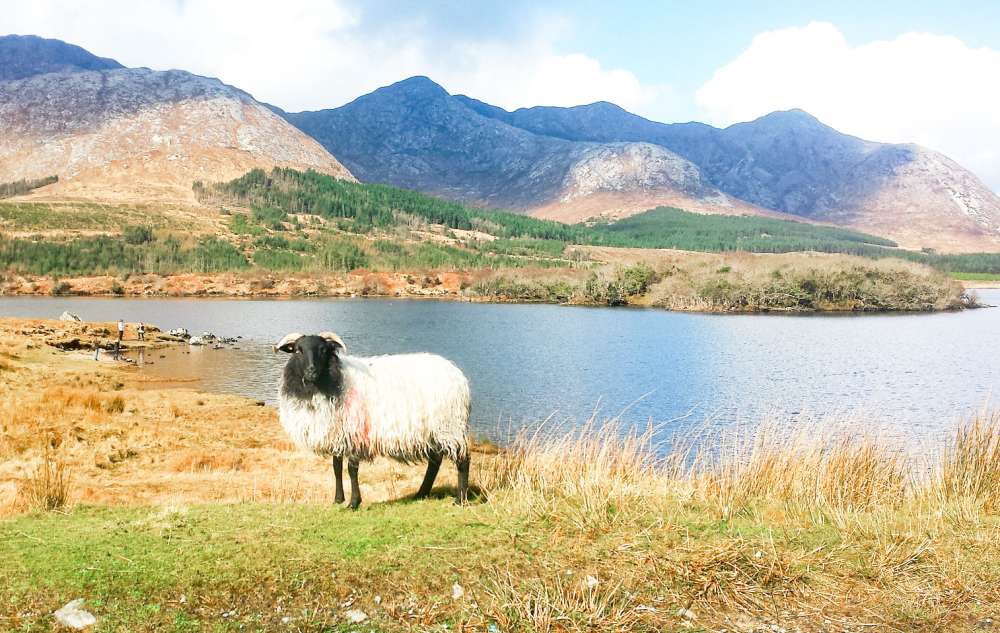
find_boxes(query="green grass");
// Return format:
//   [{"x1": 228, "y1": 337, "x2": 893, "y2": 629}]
[
  {"x1": 951, "y1": 271, "x2": 1000, "y2": 281},
  {"x1": 0, "y1": 501, "x2": 513, "y2": 631},
  {"x1": 0, "y1": 202, "x2": 175, "y2": 232},
  {"x1": 0, "y1": 235, "x2": 248, "y2": 276},
  {"x1": 587, "y1": 206, "x2": 898, "y2": 253},
  {"x1": 3, "y1": 495, "x2": 998, "y2": 631}
]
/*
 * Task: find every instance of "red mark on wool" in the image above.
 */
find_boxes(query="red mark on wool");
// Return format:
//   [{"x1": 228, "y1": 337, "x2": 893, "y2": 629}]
[{"x1": 344, "y1": 388, "x2": 370, "y2": 449}]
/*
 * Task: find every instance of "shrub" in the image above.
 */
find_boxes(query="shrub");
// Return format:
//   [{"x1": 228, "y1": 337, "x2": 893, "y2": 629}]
[
  {"x1": 50, "y1": 280, "x2": 72, "y2": 296},
  {"x1": 253, "y1": 249, "x2": 304, "y2": 271},
  {"x1": 122, "y1": 225, "x2": 155, "y2": 244},
  {"x1": 22, "y1": 444, "x2": 72, "y2": 511},
  {"x1": 583, "y1": 264, "x2": 658, "y2": 306},
  {"x1": 105, "y1": 396, "x2": 126, "y2": 414},
  {"x1": 317, "y1": 240, "x2": 368, "y2": 272}
]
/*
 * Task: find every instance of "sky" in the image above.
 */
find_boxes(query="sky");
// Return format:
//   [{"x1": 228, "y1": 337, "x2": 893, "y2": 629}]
[{"x1": 4, "y1": 0, "x2": 1000, "y2": 190}]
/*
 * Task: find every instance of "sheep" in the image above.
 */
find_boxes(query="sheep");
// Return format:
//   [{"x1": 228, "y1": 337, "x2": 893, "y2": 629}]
[{"x1": 274, "y1": 331, "x2": 471, "y2": 508}]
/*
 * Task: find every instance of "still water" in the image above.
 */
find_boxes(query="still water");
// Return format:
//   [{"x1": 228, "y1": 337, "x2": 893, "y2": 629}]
[{"x1": 2, "y1": 294, "x2": 999, "y2": 446}]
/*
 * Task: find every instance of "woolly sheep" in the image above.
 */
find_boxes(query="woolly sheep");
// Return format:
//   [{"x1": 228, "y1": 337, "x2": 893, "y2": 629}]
[{"x1": 274, "y1": 331, "x2": 471, "y2": 508}]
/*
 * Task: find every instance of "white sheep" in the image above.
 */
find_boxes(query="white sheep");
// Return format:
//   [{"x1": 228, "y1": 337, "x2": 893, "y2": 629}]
[{"x1": 274, "y1": 331, "x2": 471, "y2": 508}]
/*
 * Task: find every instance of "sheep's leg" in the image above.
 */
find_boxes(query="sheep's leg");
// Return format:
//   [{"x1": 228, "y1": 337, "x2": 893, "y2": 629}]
[
  {"x1": 332, "y1": 455, "x2": 345, "y2": 504},
  {"x1": 414, "y1": 451, "x2": 443, "y2": 499},
  {"x1": 455, "y1": 452, "x2": 471, "y2": 505},
  {"x1": 347, "y1": 456, "x2": 362, "y2": 510}
]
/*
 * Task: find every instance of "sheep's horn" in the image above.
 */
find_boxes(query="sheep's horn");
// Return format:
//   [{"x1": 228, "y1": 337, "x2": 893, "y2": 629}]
[
  {"x1": 274, "y1": 332, "x2": 303, "y2": 353},
  {"x1": 318, "y1": 331, "x2": 347, "y2": 354}
]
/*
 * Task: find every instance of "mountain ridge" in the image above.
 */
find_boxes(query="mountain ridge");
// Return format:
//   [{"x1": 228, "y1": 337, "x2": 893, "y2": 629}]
[
  {"x1": 282, "y1": 76, "x2": 1000, "y2": 251},
  {"x1": 450, "y1": 91, "x2": 1000, "y2": 250},
  {"x1": 283, "y1": 76, "x2": 779, "y2": 223},
  {"x1": 0, "y1": 35, "x2": 354, "y2": 204}
]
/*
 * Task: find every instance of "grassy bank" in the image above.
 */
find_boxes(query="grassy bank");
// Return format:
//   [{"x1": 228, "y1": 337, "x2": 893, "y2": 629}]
[
  {"x1": 2, "y1": 319, "x2": 1000, "y2": 631},
  {"x1": 471, "y1": 248, "x2": 974, "y2": 312}
]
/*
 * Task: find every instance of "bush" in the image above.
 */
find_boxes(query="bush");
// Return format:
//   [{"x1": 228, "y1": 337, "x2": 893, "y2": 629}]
[
  {"x1": 583, "y1": 264, "x2": 658, "y2": 306},
  {"x1": 50, "y1": 280, "x2": 72, "y2": 296},
  {"x1": 122, "y1": 225, "x2": 155, "y2": 245},
  {"x1": 317, "y1": 240, "x2": 368, "y2": 272},
  {"x1": 253, "y1": 249, "x2": 304, "y2": 271}
]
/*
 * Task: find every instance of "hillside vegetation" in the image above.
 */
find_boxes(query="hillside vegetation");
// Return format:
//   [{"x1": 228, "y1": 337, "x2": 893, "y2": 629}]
[{"x1": 1, "y1": 168, "x2": 999, "y2": 289}]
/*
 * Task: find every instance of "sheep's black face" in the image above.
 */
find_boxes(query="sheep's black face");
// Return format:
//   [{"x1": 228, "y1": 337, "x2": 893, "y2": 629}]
[{"x1": 279, "y1": 335, "x2": 344, "y2": 400}]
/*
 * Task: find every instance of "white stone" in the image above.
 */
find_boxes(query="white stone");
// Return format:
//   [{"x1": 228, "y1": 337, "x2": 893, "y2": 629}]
[
  {"x1": 344, "y1": 609, "x2": 368, "y2": 623},
  {"x1": 53, "y1": 599, "x2": 97, "y2": 629}
]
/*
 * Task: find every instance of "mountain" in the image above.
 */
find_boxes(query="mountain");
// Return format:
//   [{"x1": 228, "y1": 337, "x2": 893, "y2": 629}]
[
  {"x1": 462, "y1": 100, "x2": 1000, "y2": 252},
  {"x1": 0, "y1": 35, "x2": 353, "y2": 203},
  {"x1": 282, "y1": 77, "x2": 769, "y2": 223},
  {"x1": 0, "y1": 34, "x2": 123, "y2": 80}
]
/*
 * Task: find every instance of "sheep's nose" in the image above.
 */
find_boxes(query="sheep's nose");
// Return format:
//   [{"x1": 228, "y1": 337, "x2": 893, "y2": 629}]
[{"x1": 303, "y1": 367, "x2": 319, "y2": 382}]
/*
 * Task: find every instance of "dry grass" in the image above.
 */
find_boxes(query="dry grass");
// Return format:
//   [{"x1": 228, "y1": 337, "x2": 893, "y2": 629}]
[
  {"x1": 0, "y1": 318, "x2": 457, "y2": 514},
  {"x1": 19, "y1": 443, "x2": 72, "y2": 512},
  {"x1": 481, "y1": 413, "x2": 1000, "y2": 523},
  {"x1": 473, "y1": 414, "x2": 1000, "y2": 631},
  {"x1": 934, "y1": 415, "x2": 1000, "y2": 511}
]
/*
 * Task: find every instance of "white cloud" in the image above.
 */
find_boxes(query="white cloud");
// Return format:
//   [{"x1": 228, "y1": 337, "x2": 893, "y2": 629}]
[
  {"x1": 439, "y1": 19, "x2": 673, "y2": 116},
  {"x1": 696, "y1": 21, "x2": 1000, "y2": 191},
  {"x1": 1, "y1": 0, "x2": 671, "y2": 118}
]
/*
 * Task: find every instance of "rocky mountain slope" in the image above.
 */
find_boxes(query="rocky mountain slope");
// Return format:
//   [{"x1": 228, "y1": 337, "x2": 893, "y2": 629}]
[
  {"x1": 0, "y1": 35, "x2": 353, "y2": 203},
  {"x1": 462, "y1": 99, "x2": 1000, "y2": 251},
  {"x1": 0, "y1": 34, "x2": 123, "y2": 81},
  {"x1": 281, "y1": 77, "x2": 767, "y2": 222}
]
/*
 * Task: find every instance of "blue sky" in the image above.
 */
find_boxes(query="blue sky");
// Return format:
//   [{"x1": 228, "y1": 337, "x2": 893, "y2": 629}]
[{"x1": 5, "y1": 1, "x2": 1000, "y2": 189}]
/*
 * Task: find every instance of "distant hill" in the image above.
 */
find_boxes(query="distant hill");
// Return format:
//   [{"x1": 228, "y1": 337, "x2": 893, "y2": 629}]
[
  {"x1": 281, "y1": 77, "x2": 769, "y2": 223},
  {"x1": 0, "y1": 35, "x2": 354, "y2": 204},
  {"x1": 283, "y1": 77, "x2": 1000, "y2": 252},
  {"x1": 459, "y1": 99, "x2": 1000, "y2": 252}
]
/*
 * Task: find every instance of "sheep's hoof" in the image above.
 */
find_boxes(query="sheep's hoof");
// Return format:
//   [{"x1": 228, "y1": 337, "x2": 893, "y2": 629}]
[
  {"x1": 413, "y1": 491, "x2": 429, "y2": 501},
  {"x1": 349, "y1": 500, "x2": 361, "y2": 511},
  {"x1": 334, "y1": 494, "x2": 345, "y2": 504}
]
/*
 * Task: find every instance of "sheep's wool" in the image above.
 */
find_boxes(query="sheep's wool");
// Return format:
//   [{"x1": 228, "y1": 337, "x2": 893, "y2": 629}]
[{"x1": 279, "y1": 353, "x2": 470, "y2": 462}]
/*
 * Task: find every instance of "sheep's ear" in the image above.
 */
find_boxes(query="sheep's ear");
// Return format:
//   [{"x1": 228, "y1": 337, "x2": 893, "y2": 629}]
[
  {"x1": 318, "y1": 331, "x2": 347, "y2": 354},
  {"x1": 273, "y1": 332, "x2": 303, "y2": 353}
]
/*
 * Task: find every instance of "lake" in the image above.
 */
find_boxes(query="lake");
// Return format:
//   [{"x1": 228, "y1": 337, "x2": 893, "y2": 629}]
[{"x1": 3, "y1": 294, "x2": 999, "y2": 447}]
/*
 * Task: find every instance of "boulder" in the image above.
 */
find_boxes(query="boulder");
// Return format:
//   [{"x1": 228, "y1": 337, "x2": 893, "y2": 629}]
[{"x1": 59, "y1": 311, "x2": 82, "y2": 322}]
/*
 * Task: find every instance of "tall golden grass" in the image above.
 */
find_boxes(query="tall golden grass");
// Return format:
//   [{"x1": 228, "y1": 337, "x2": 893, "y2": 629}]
[
  {"x1": 473, "y1": 413, "x2": 1000, "y2": 631},
  {"x1": 479, "y1": 412, "x2": 1000, "y2": 525},
  {"x1": 21, "y1": 443, "x2": 72, "y2": 511}
]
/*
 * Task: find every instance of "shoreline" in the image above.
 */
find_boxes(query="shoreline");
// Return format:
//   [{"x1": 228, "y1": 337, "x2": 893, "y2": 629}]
[{"x1": 0, "y1": 266, "x2": 982, "y2": 314}]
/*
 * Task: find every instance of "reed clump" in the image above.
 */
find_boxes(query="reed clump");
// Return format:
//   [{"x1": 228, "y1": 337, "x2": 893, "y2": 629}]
[{"x1": 20, "y1": 442, "x2": 72, "y2": 512}]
